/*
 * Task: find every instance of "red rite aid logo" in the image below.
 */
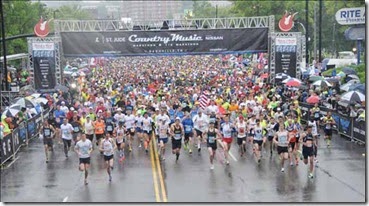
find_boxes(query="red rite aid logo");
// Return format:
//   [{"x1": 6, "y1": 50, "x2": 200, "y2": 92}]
[
  {"x1": 34, "y1": 17, "x2": 50, "y2": 38},
  {"x1": 278, "y1": 11, "x2": 298, "y2": 32}
]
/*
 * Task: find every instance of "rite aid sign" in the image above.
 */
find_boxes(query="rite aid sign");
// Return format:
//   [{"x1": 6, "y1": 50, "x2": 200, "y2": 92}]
[{"x1": 335, "y1": 7, "x2": 365, "y2": 25}]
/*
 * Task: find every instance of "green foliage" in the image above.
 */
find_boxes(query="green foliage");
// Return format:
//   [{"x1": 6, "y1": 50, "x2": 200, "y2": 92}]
[
  {"x1": 322, "y1": 64, "x2": 366, "y2": 84},
  {"x1": 2, "y1": 1, "x2": 92, "y2": 55}
]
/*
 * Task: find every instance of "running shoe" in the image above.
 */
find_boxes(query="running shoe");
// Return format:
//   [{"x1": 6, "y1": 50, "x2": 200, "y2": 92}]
[
  {"x1": 297, "y1": 150, "x2": 303, "y2": 160},
  {"x1": 145, "y1": 149, "x2": 148, "y2": 154},
  {"x1": 119, "y1": 156, "x2": 125, "y2": 163},
  {"x1": 308, "y1": 173, "x2": 314, "y2": 179},
  {"x1": 189, "y1": 149, "x2": 192, "y2": 154},
  {"x1": 257, "y1": 159, "x2": 261, "y2": 164},
  {"x1": 290, "y1": 162, "x2": 294, "y2": 167},
  {"x1": 198, "y1": 147, "x2": 201, "y2": 152},
  {"x1": 226, "y1": 160, "x2": 230, "y2": 165},
  {"x1": 210, "y1": 164, "x2": 214, "y2": 170},
  {"x1": 138, "y1": 143, "x2": 142, "y2": 148},
  {"x1": 129, "y1": 146, "x2": 132, "y2": 152},
  {"x1": 109, "y1": 175, "x2": 112, "y2": 182},
  {"x1": 281, "y1": 168, "x2": 285, "y2": 172},
  {"x1": 84, "y1": 180, "x2": 88, "y2": 185}
]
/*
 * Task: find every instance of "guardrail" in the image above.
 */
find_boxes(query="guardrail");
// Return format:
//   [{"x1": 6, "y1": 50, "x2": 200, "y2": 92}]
[
  {"x1": 299, "y1": 102, "x2": 365, "y2": 144},
  {"x1": 1, "y1": 108, "x2": 51, "y2": 166}
]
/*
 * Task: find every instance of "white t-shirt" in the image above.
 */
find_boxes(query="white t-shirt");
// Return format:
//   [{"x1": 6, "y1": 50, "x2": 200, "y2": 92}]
[
  {"x1": 101, "y1": 138, "x2": 114, "y2": 156},
  {"x1": 114, "y1": 113, "x2": 125, "y2": 123},
  {"x1": 206, "y1": 105, "x2": 218, "y2": 114},
  {"x1": 237, "y1": 121, "x2": 247, "y2": 138},
  {"x1": 142, "y1": 117, "x2": 153, "y2": 132},
  {"x1": 193, "y1": 114, "x2": 208, "y2": 132},
  {"x1": 60, "y1": 123, "x2": 73, "y2": 140},
  {"x1": 60, "y1": 106, "x2": 69, "y2": 114},
  {"x1": 84, "y1": 121, "x2": 94, "y2": 135},
  {"x1": 124, "y1": 114, "x2": 136, "y2": 129},
  {"x1": 156, "y1": 114, "x2": 170, "y2": 126},
  {"x1": 75, "y1": 139, "x2": 92, "y2": 158}
]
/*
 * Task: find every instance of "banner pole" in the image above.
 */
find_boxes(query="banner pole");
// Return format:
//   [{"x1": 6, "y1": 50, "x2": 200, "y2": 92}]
[
  {"x1": 25, "y1": 122, "x2": 29, "y2": 146},
  {"x1": 11, "y1": 132, "x2": 16, "y2": 160}
]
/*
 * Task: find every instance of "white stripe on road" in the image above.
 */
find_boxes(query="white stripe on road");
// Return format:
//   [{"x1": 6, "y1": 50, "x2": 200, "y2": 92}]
[
  {"x1": 6, "y1": 157, "x2": 19, "y2": 168},
  {"x1": 228, "y1": 151, "x2": 238, "y2": 162},
  {"x1": 62, "y1": 196, "x2": 68, "y2": 202}
]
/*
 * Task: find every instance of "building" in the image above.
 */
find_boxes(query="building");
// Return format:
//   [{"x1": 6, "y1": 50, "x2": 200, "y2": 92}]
[{"x1": 120, "y1": 1, "x2": 191, "y2": 22}]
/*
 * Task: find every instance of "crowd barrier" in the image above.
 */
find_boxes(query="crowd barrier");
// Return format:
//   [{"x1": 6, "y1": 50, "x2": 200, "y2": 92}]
[
  {"x1": 1, "y1": 108, "x2": 51, "y2": 165},
  {"x1": 299, "y1": 102, "x2": 365, "y2": 144}
]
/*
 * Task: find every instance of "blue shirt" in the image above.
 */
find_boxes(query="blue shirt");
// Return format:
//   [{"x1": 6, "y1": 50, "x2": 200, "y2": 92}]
[
  {"x1": 182, "y1": 118, "x2": 194, "y2": 134},
  {"x1": 54, "y1": 110, "x2": 65, "y2": 118}
]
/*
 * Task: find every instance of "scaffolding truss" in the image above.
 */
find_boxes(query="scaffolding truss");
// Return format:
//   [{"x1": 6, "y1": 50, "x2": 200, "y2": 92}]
[
  {"x1": 54, "y1": 16, "x2": 273, "y2": 34},
  {"x1": 268, "y1": 32, "x2": 303, "y2": 84},
  {"x1": 27, "y1": 37, "x2": 62, "y2": 88}
]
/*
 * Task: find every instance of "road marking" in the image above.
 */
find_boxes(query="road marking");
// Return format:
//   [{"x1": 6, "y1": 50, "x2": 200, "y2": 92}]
[
  {"x1": 149, "y1": 138, "x2": 161, "y2": 202},
  {"x1": 152, "y1": 134, "x2": 168, "y2": 202},
  {"x1": 6, "y1": 157, "x2": 20, "y2": 168},
  {"x1": 62, "y1": 196, "x2": 68, "y2": 202},
  {"x1": 228, "y1": 151, "x2": 238, "y2": 162}
]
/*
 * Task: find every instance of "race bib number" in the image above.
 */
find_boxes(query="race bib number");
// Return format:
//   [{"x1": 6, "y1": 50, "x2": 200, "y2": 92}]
[
  {"x1": 107, "y1": 125, "x2": 113, "y2": 132},
  {"x1": 44, "y1": 129, "x2": 51, "y2": 136},
  {"x1": 208, "y1": 136, "x2": 216, "y2": 143},
  {"x1": 74, "y1": 126, "x2": 80, "y2": 132},
  {"x1": 185, "y1": 125, "x2": 192, "y2": 133}
]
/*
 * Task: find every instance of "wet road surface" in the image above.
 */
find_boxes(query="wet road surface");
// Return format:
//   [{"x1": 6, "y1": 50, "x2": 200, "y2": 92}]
[{"x1": 1, "y1": 130, "x2": 366, "y2": 202}]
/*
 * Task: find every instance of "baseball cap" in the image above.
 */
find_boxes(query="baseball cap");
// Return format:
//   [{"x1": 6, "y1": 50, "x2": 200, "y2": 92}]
[
  {"x1": 277, "y1": 107, "x2": 281, "y2": 111},
  {"x1": 117, "y1": 108, "x2": 122, "y2": 111},
  {"x1": 61, "y1": 101, "x2": 65, "y2": 104},
  {"x1": 175, "y1": 117, "x2": 181, "y2": 121},
  {"x1": 70, "y1": 107, "x2": 75, "y2": 111}
]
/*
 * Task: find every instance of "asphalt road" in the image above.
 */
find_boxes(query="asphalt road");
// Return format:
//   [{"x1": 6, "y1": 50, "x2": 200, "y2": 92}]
[{"x1": 1, "y1": 130, "x2": 366, "y2": 202}]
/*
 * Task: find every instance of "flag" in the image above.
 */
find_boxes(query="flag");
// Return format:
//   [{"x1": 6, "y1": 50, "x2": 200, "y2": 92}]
[{"x1": 199, "y1": 91, "x2": 210, "y2": 110}]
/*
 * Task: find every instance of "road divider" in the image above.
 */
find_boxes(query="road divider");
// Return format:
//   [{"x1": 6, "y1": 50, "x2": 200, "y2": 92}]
[{"x1": 150, "y1": 133, "x2": 168, "y2": 202}]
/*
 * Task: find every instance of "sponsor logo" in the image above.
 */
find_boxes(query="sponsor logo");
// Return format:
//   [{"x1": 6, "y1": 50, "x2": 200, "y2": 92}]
[
  {"x1": 278, "y1": 11, "x2": 298, "y2": 32},
  {"x1": 34, "y1": 17, "x2": 50, "y2": 38}
]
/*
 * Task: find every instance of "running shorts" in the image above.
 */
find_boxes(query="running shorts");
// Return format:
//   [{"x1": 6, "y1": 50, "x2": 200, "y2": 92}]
[
  {"x1": 277, "y1": 146, "x2": 288, "y2": 154},
  {"x1": 79, "y1": 157, "x2": 91, "y2": 165},
  {"x1": 237, "y1": 137, "x2": 246, "y2": 145}
]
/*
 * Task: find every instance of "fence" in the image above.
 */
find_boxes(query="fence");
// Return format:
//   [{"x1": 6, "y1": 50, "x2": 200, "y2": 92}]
[
  {"x1": 1, "y1": 108, "x2": 51, "y2": 165},
  {"x1": 299, "y1": 102, "x2": 365, "y2": 144}
]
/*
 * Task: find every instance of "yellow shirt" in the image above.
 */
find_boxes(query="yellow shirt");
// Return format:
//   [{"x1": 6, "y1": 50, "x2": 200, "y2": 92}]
[{"x1": 215, "y1": 98, "x2": 223, "y2": 105}]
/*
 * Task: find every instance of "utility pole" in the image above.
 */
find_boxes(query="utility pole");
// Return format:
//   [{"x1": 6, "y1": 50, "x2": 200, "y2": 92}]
[
  {"x1": 305, "y1": 0, "x2": 309, "y2": 65},
  {"x1": 216, "y1": 5, "x2": 218, "y2": 18},
  {"x1": 319, "y1": 0, "x2": 322, "y2": 62},
  {"x1": 332, "y1": 1, "x2": 337, "y2": 58},
  {"x1": 313, "y1": 1, "x2": 317, "y2": 63},
  {"x1": 0, "y1": 0, "x2": 8, "y2": 91}
]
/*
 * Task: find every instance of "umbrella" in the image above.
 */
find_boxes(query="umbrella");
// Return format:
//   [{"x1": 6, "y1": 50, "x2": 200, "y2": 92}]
[
  {"x1": 3, "y1": 104, "x2": 21, "y2": 117},
  {"x1": 275, "y1": 73, "x2": 290, "y2": 80},
  {"x1": 13, "y1": 97, "x2": 37, "y2": 108},
  {"x1": 341, "y1": 91, "x2": 365, "y2": 103},
  {"x1": 312, "y1": 80, "x2": 332, "y2": 87},
  {"x1": 347, "y1": 74, "x2": 359, "y2": 80},
  {"x1": 349, "y1": 83, "x2": 365, "y2": 94},
  {"x1": 19, "y1": 85, "x2": 35, "y2": 93},
  {"x1": 306, "y1": 96, "x2": 320, "y2": 104},
  {"x1": 54, "y1": 84, "x2": 69, "y2": 92},
  {"x1": 347, "y1": 79, "x2": 360, "y2": 84},
  {"x1": 340, "y1": 83, "x2": 353, "y2": 92},
  {"x1": 337, "y1": 71, "x2": 346, "y2": 77},
  {"x1": 325, "y1": 77, "x2": 340, "y2": 83},
  {"x1": 33, "y1": 97, "x2": 48, "y2": 105},
  {"x1": 285, "y1": 80, "x2": 301, "y2": 87},
  {"x1": 260, "y1": 73, "x2": 268, "y2": 79},
  {"x1": 309, "y1": 76, "x2": 324, "y2": 82},
  {"x1": 342, "y1": 67, "x2": 357, "y2": 75},
  {"x1": 282, "y1": 77, "x2": 302, "y2": 84},
  {"x1": 31, "y1": 93, "x2": 41, "y2": 98}
]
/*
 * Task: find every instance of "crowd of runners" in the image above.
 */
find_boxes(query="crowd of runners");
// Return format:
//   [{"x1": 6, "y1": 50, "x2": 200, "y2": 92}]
[{"x1": 40, "y1": 55, "x2": 337, "y2": 185}]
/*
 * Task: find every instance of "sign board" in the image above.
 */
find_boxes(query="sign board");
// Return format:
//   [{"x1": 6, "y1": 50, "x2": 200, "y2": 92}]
[
  {"x1": 335, "y1": 7, "x2": 365, "y2": 25},
  {"x1": 344, "y1": 26, "x2": 365, "y2": 40},
  {"x1": 275, "y1": 37, "x2": 297, "y2": 78},
  {"x1": 60, "y1": 28, "x2": 269, "y2": 56}
]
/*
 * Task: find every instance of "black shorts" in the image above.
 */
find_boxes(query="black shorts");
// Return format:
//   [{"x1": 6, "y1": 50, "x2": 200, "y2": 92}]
[
  {"x1": 195, "y1": 129, "x2": 203, "y2": 138},
  {"x1": 289, "y1": 142, "x2": 296, "y2": 150},
  {"x1": 72, "y1": 133, "x2": 80, "y2": 140},
  {"x1": 314, "y1": 117, "x2": 320, "y2": 122},
  {"x1": 237, "y1": 137, "x2": 246, "y2": 145},
  {"x1": 144, "y1": 130, "x2": 152, "y2": 136},
  {"x1": 324, "y1": 128, "x2": 333, "y2": 136},
  {"x1": 277, "y1": 146, "x2": 288, "y2": 154},
  {"x1": 79, "y1": 157, "x2": 91, "y2": 165},
  {"x1": 172, "y1": 139, "x2": 182, "y2": 150},
  {"x1": 104, "y1": 155, "x2": 114, "y2": 161},
  {"x1": 253, "y1": 140, "x2": 263, "y2": 147},
  {"x1": 86, "y1": 134, "x2": 94, "y2": 142},
  {"x1": 207, "y1": 143, "x2": 217, "y2": 151},
  {"x1": 127, "y1": 128, "x2": 135, "y2": 136},
  {"x1": 43, "y1": 138, "x2": 53, "y2": 147},
  {"x1": 184, "y1": 133, "x2": 192, "y2": 141},
  {"x1": 267, "y1": 136, "x2": 274, "y2": 141},
  {"x1": 248, "y1": 129, "x2": 255, "y2": 137},
  {"x1": 96, "y1": 134, "x2": 103, "y2": 141},
  {"x1": 302, "y1": 146, "x2": 314, "y2": 159}
]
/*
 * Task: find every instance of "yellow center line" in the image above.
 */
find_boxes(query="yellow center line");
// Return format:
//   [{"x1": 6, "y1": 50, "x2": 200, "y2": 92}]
[
  {"x1": 152, "y1": 133, "x2": 168, "y2": 202},
  {"x1": 149, "y1": 137, "x2": 161, "y2": 202}
]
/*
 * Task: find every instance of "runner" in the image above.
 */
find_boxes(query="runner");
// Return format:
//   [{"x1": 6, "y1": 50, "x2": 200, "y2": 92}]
[
  {"x1": 84, "y1": 116, "x2": 94, "y2": 144},
  {"x1": 93, "y1": 116, "x2": 105, "y2": 150},
  {"x1": 308, "y1": 115, "x2": 319, "y2": 164},
  {"x1": 74, "y1": 133, "x2": 93, "y2": 185},
  {"x1": 113, "y1": 121, "x2": 126, "y2": 161},
  {"x1": 53, "y1": 105, "x2": 66, "y2": 144},
  {"x1": 220, "y1": 115, "x2": 233, "y2": 165},
  {"x1": 157, "y1": 119, "x2": 170, "y2": 160},
  {"x1": 124, "y1": 109, "x2": 136, "y2": 152},
  {"x1": 142, "y1": 112, "x2": 154, "y2": 154},
  {"x1": 70, "y1": 115, "x2": 82, "y2": 145},
  {"x1": 182, "y1": 112, "x2": 194, "y2": 154},
  {"x1": 322, "y1": 111, "x2": 336, "y2": 148},
  {"x1": 252, "y1": 119, "x2": 266, "y2": 163},
  {"x1": 170, "y1": 117, "x2": 184, "y2": 162},
  {"x1": 266, "y1": 117, "x2": 277, "y2": 156},
  {"x1": 192, "y1": 110, "x2": 208, "y2": 153},
  {"x1": 135, "y1": 111, "x2": 144, "y2": 148},
  {"x1": 99, "y1": 132, "x2": 117, "y2": 182},
  {"x1": 310, "y1": 103, "x2": 321, "y2": 128},
  {"x1": 300, "y1": 125, "x2": 316, "y2": 178},
  {"x1": 40, "y1": 120, "x2": 56, "y2": 163},
  {"x1": 236, "y1": 115, "x2": 247, "y2": 157},
  {"x1": 60, "y1": 118, "x2": 74, "y2": 158},
  {"x1": 202, "y1": 120, "x2": 222, "y2": 170},
  {"x1": 273, "y1": 124, "x2": 289, "y2": 172}
]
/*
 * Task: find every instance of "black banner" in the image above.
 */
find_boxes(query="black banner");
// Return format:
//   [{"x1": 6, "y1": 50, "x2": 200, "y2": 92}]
[
  {"x1": 35, "y1": 114, "x2": 43, "y2": 133},
  {"x1": 33, "y1": 52, "x2": 56, "y2": 90},
  {"x1": 18, "y1": 122, "x2": 27, "y2": 144},
  {"x1": 12, "y1": 127, "x2": 21, "y2": 153},
  {"x1": 27, "y1": 117, "x2": 37, "y2": 139},
  {"x1": 1, "y1": 133, "x2": 13, "y2": 164},
  {"x1": 338, "y1": 113, "x2": 351, "y2": 137},
  {"x1": 352, "y1": 119, "x2": 365, "y2": 142},
  {"x1": 300, "y1": 102, "x2": 311, "y2": 123},
  {"x1": 60, "y1": 28, "x2": 269, "y2": 56},
  {"x1": 275, "y1": 37, "x2": 297, "y2": 78}
]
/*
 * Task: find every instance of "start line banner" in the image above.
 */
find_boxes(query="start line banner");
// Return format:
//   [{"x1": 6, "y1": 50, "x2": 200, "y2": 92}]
[{"x1": 61, "y1": 28, "x2": 268, "y2": 56}]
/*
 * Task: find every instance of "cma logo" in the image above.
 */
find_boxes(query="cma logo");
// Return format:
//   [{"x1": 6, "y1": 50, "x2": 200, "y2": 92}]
[{"x1": 282, "y1": 54, "x2": 290, "y2": 58}]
